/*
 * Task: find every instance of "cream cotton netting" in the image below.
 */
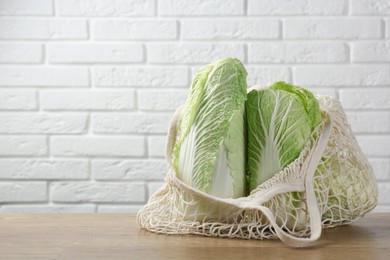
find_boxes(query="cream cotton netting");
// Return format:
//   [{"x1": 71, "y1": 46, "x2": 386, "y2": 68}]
[{"x1": 137, "y1": 95, "x2": 378, "y2": 247}]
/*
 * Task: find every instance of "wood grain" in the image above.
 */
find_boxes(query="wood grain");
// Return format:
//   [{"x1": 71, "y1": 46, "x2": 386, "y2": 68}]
[{"x1": 0, "y1": 213, "x2": 389, "y2": 259}]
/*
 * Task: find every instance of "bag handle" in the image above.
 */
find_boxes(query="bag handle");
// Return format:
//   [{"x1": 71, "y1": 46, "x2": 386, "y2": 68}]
[
  {"x1": 164, "y1": 105, "x2": 333, "y2": 247},
  {"x1": 254, "y1": 115, "x2": 332, "y2": 247}
]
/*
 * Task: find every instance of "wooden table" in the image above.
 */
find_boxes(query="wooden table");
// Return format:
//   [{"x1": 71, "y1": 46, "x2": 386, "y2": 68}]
[{"x1": 0, "y1": 213, "x2": 389, "y2": 259}]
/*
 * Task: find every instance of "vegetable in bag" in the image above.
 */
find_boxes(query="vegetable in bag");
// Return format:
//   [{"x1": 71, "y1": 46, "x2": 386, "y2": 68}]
[
  {"x1": 246, "y1": 81, "x2": 322, "y2": 192},
  {"x1": 172, "y1": 58, "x2": 248, "y2": 199}
]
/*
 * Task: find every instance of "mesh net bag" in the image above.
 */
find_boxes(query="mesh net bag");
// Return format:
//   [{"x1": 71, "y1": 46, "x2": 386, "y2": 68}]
[{"x1": 137, "y1": 95, "x2": 378, "y2": 247}]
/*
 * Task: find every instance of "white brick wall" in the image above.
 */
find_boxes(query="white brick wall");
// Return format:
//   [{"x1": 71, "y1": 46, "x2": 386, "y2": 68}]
[
  {"x1": 0, "y1": 159, "x2": 88, "y2": 179},
  {"x1": 0, "y1": 0, "x2": 53, "y2": 16},
  {"x1": 92, "y1": 19, "x2": 177, "y2": 40},
  {"x1": 51, "y1": 136, "x2": 145, "y2": 157},
  {"x1": 0, "y1": 19, "x2": 88, "y2": 40},
  {"x1": 248, "y1": 0, "x2": 347, "y2": 15},
  {"x1": 159, "y1": 0, "x2": 244, "y2": 16},
  {"x1": 93, "y1": 66, "x2": 188, "y2": 87},
  {"x1": 0, "y1": 43, "x2": 43, "y2": 63},
  {"x1": 181, "y1": 19, "x2": 280, "y2": 40},
  {"x1": 0, "y1": 67, "x2": 89, "y2": 87},
  {"x1": 0, "y1": 136, "x2": 47, "y2": 156},
  {"x1": 0, "y1": 90, "x2": 37, "y2": 110},
  {"x1": 47, "y1": 43, "x2": 144, "y2": 63},
  {"x1": 248, "y1": 42, "x2": 348, "y2": 63},
  {"x1": 0, "y1": 0, "x2": 389, "y2": 213},
  {"x1": 147, "y1": 43, "x2": 245, "y2": 64},
  {"x1": 41, "y1": 90, "x2": 135, "y2": 110},
  {"x1": 56, "y1": 0, "x2": 155, "y2": 17},
  {"x1": 92, "y1": 113, "x2": 171, "y2": 134}
]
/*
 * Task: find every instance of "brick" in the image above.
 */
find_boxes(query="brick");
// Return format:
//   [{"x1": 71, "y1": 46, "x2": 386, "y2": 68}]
[
  {"x1": 369, "y1": 158, "x2": 390, "y2": 181},
  {"x1": 57, "y1": 0, "x2": 155, "y2": 16},
  {"x1": 148, "y1": 136, "x2": 166, "y2": 157},
  {"x1": 41, "y1": 90, "x2": 134, "y2": 110},
  {"x1": 0, "y1": 159, "x2": 88, "y2": 180},
  {"x1": 147, "y1": 182, "x2": 165, "y2": 198},
  {"x1": 0, "y1": 204, "x2": 96, "y2": 213},
  {"x1": 148, "y1": 43, "x2": 245, "y2": 64},
  {"x1": 0, "y1": 89, "x2": 36, "y2": 110},
  {"x1": 0, "y1": 136, "x2": 47, "y2": 156},
  {"x1": 93, "y1": 66, "x2": 188, "y2": 87},
  {"x1": 159, "y1": 0, "x2": 244, "y2": 16},
  {"x1": 92, "y1": 113, "x2": 171, "y2": 134},
  {"x1": 182, "y1": 19, "x2": 279, "y2": 40},
  {"x1": 0, "y1": 67, "x2": 89, "y2": 87},
  {"x1": 248, "y1": 42, "x2": 347, "y2": 63},
  {"x1": 0, "y1": 0, "x2": 53, "y2": 16},
  {"x1": 284, "y1": 18, "x2": 382, "y2": 39},
  {"x1": 345, "y1": 112, "x2": 390, "y2": 133},
  {"x1": 138, "y1": 89, "x2": 187, "y2": 111},
  {"x1": 340, "y1": 89, "x2": 390, "y2": 109},
  {"x1": 98, "y1": 205, "x2": 142, "y2": 213},
  {"x1": 51, "y1": 182, "x2": 145, "y2": 203},
  {"x1": 51, "y1": 136, "x2": 145, "y2": 157},
  {"x1": 0, "y1": 19, "x2": 87, "y2": 40},
  {"x1": 48, "y1": 43, "x2": 143, "y2": 63},
  {"x1": 352, "y1": 42, "x2": 390, "y2": 62},
  {"x1": 351, "y1": 0, "x2": 390, "y2": 15},
  {"x1": 0, "y1": 43, "x2": 42, "y2": 63},
  {"x1": 356, "y1": 136, "x2": 390, "y2": 156},
  {"x1": 0, "y1": 113, "x2": 87, "y2": 134},
  {"x1": 92, "y1": 159, "x2": 166, "y2": 180},
  {"x1": 246, "y1": 67, "x2": 291, "y2": 86},
  {"x1": 248, "y1": 0, "x2": 347, "y2": 15},
  {"x1": 92, "y1": 19, "x2": 177, "y2": 40},
  {"x1": 378, "y1": 183, "x2": 390, "y2": 204},
  {"x1": 0, "y1": 182, "x2": 47, "y2": 202},
  {"x1": 295, "y1": 66, "x2": 390, "y2": 86}
]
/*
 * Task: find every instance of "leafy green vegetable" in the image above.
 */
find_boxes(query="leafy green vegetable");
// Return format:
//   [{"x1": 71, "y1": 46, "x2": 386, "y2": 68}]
[
  {"x1": 246, "y1": 81, "x2": 322, "y2": 192},
  {"x1": 173, "y1": 58, "x2": 247, "y2": 198}
]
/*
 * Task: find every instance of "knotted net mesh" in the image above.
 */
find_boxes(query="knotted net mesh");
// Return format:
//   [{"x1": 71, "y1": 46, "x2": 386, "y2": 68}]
[{"x1": 137, "y1": 95, "x2": 377, "y2": 245}]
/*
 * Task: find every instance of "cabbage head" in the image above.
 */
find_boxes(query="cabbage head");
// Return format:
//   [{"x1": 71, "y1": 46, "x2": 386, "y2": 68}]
[
  {"x1": 172, "y1": 58, "x2": 247, "y2": 198},
  {"x1": 246, "y1": 81, "x2": 322, "y2": 192}
]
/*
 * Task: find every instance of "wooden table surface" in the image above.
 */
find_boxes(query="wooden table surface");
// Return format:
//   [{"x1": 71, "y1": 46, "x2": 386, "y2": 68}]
[{"x1": 0, "y1": 213, "x2": 389, "y2": 260}]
